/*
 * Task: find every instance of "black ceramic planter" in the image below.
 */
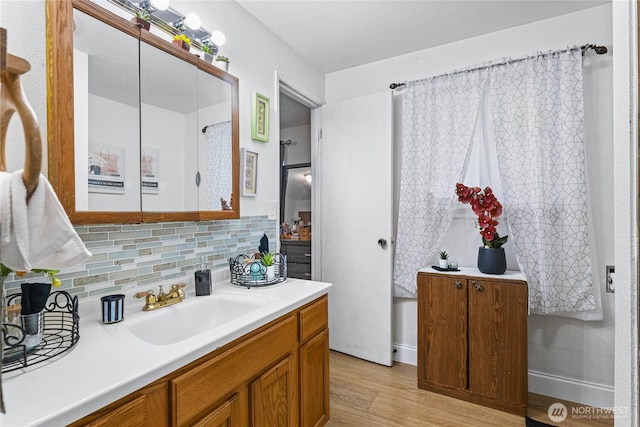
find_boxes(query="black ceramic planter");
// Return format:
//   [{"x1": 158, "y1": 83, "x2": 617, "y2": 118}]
[{"x1": 477, "y1": 247, "x2": 506, "y2": 275}]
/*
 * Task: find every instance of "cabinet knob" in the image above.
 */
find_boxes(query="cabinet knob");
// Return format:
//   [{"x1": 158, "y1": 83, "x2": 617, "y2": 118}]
[
  {"x1": 473, "y1": 282, "x2": 484, "y2": 292},
  {"x1": 454, "y1": 281, "x2": 462, "y2": 289}
]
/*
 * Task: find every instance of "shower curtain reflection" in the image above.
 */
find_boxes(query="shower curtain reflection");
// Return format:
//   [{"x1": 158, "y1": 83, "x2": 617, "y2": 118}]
[{"x1": 205, "y1": 121, "x2": 233, "y2": 210}]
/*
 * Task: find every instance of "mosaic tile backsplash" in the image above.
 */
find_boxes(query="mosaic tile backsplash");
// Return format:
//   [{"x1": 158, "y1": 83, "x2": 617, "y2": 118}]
[{"x1": 4, "y1": 216, "x2": 276, "y2": 300}]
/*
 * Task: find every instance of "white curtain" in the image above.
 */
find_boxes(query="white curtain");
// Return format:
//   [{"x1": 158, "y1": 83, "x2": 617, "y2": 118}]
[
  {"x1": 205, "y1": 121, "x2": 232, "y2": 210},
  {"x1": 490, "y1": 49, "x2": 597, "y2": 315},
  {"x1": 393, "y1": 71, "x2": 488, "y2": 294}
]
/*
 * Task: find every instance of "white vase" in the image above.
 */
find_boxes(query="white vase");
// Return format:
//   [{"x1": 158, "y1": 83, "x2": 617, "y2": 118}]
[
  {"x1": 216, "y1": 61, "x2": 229, "y2": 72},
  {"x1": 438, "y1": 259, "x2": 449, "y2": 269},
  {"x1": 266, "y1": 265, "x2": 275, "y2": 281}
]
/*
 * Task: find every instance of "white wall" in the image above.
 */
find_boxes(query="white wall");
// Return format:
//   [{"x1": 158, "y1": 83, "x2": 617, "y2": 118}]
[
  {"x1": 0, "y1": 1, "x2": 48, "y2": 176},
  {"x1": 281, "y1": 124, "x2": 311, "y2": 165},
  {"x1": 326, "y1": 4, "x2": 616, "y2": 407}
]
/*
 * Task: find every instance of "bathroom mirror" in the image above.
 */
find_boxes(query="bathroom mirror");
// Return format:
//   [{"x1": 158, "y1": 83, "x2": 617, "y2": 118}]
[
  {"x1": 280, "y1": 163, "x2": 312, "y2": 225},
  {"x1": 139, "y1": 40, "x2": 199, "y2": 213},
  {"x1": 46, "y1": 0, "x2": 240, "y2": 224},
  {"x1": 73, "y1": 7, "x2": 142, "y2": 214}
]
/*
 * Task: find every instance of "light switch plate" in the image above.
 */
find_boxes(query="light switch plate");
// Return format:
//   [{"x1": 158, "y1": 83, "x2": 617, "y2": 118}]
[{"x1": 267, "y1": 200, "x2": 277, "y2": 220}]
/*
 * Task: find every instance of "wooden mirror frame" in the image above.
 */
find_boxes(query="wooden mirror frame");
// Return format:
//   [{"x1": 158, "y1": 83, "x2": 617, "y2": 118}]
[{"x1": 46, "y1": 0, "x2": 240, "y2": 224}]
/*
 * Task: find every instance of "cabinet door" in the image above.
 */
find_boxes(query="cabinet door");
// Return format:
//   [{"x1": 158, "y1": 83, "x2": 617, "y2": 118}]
[
  {"x1": 251, "y1": 356, "x2": 296, "y2": 427},
  {"x1": 417, "y1": 274, "x2": 468, "y2": 389},
  {"x1": 468, "y1": 279, "x2": 528, "y2": 406},
  {"x1": 192, "y1": 394, "x2": 239, "y2": 427},
  {"x1": 300, "y1": 329, "x2": 329, "y2": 427}
]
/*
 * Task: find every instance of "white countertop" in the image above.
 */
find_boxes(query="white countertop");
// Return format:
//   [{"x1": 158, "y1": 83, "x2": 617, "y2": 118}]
[
  {"x1": 0, "y1": 273, "x2": 332, "y2": 427},
  {"x1": 419, "y1": 266, "x2": 527, "y2": 282}
]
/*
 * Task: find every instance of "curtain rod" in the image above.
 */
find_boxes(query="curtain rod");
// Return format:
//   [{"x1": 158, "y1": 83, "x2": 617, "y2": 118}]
[{"x1": 389, "y1": 44, "x2": 608, "y2": 90}]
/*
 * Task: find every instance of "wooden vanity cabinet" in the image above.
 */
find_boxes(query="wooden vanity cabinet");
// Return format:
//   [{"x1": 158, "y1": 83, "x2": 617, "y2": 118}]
[
  {"x1": 70, "y1": 295, "x2": 329, "y2": 427},
  {"x1": 68, "y1": 382, "x2": 169, "y2": 427},
  {"x1": 417, "y1": 271, "x2": 528, "y2": 416},
  {"x1": 299, "y1": 296, "x2": 330, "y2": 427}
]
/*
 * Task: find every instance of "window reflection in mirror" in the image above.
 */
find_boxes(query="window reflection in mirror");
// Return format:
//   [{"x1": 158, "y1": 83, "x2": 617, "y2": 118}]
[
  {"x1": 140, "y1": 42, "x2": 199, "y2": 212},
  {"x1": 197, "y1": 69, "x2": 234, "y2": 211},
  {"x1": 73, "y1": 8, "x2": 141, "y2": 212}
]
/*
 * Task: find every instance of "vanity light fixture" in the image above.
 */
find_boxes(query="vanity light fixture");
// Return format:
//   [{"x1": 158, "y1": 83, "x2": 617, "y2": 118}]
[
  {"x1": 210, "y1": 30, "x2": 226, "y2": 47},
  {"x1": 149, "y1": 0, "x2": 168, "y2": 11},
  {"x1": 109, "y1": 0, "x2": 225, "y2": 57},
  {"x1": 184, "y1": 12, "x2": 201, "y2": 30},
  {"x1": 305, "y1": 174, "x2": 312, "y2": 184}
]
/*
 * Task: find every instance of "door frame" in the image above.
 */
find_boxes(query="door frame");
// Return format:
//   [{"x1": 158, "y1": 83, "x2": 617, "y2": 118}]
[{"x1": 277, "y1": 77, "x2": 323, "y2": 279}]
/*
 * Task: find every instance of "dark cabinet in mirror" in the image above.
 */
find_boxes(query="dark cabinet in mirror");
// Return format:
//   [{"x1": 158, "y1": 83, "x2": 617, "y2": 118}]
[{"x1": 47, "y1": 0, "x2": 239, "y2": 224}]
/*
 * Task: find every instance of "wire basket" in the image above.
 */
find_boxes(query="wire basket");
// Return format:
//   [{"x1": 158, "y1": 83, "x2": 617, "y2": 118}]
[
  {"x1": 229, "y1": 254, "x2": 287, "y2": 288},
  {"x1": 2, "y1": 290, "x2": 80, "y2": 373}
]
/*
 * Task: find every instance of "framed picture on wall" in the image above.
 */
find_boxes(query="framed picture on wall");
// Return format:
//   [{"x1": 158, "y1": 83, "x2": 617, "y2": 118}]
[
  {"x1": 251, "y1": 92, "x2": 270, "y2": 142},
  {"x1": 241, "y1": 148, "x2": 258, "y2": 196}
]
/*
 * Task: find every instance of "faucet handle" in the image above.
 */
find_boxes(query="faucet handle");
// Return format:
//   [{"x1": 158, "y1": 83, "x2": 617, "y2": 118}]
[
  {"x1": 171, "y1": 283, "x2": 187, "y2": 290},
  {"x1": 134, "y1": 290, "x2": 153, "y2": 299}
]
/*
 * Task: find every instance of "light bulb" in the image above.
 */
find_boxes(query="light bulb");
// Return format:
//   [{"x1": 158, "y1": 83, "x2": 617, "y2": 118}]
[
  {"x1": 210, "y1": 30, "x2": 226, "y2": 46},
  {"x1": 184, "y1": 13, "x2": 201, "y2": 30},
  {"x1": 150, "y1": 0, "x2": 169, "y2": 11},
  {"x1": 305, "y1": 174, "x2": 312, "y2": 183}
]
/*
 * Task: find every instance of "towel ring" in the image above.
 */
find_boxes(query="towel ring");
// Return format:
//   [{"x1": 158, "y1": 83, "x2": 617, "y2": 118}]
[{"x1": 0, "y1": 27, "x2": 42, "y2": 200}]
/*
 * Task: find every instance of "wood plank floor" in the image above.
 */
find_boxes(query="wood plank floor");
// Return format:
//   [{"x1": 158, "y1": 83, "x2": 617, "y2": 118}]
[{"x1": 326, "y1": 351, "x2": 614, "y2": 427}]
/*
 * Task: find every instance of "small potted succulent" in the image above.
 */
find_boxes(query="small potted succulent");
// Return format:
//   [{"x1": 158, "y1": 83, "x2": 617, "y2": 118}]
[
  {"x1": 215, "y1": 55, "x2": 229, "y2": 72},
  {"x1": 201, "y1": 44, "x2": 214, "y2": 63},
  {"x1": 260, "y1": 252, "x2": 275, "y2": 280},
  {"x1": 131, "y1": 9, "x2": 151, "y2": 31},
  {"x1": 438, "y1": 250, "x2": 450, "y2": 269},
  {"x1": 172, "y1": 34, "x2": 191, "y2": 51}
]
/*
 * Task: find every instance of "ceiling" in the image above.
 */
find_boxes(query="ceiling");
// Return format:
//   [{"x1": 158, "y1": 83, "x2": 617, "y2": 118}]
[
  {"x1": 236, "y1": 0, "x2": 610, "y2": 74},
  {"x1": 280, "y1": 93, "x2": 311, "y2": 128}
]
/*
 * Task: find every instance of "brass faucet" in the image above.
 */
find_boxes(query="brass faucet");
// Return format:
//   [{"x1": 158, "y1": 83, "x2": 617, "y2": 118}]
[{"x1": 134, "y1": 283, "x2": 187, "y2": 311}]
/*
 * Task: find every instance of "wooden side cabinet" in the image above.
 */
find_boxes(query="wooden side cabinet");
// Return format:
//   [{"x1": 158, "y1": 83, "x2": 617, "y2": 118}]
[{"x1": 417, "y1": 270, "x2": 528, "y2": 416}]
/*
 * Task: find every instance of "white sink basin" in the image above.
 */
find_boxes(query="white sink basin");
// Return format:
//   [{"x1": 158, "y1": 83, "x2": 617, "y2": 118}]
[{"x1": 125, "y1": 293, "x2": 270, "y2": 346}]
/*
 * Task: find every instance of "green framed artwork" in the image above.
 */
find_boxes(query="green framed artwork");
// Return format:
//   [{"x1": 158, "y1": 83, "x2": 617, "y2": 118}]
[{"x1": 251, "y1": 92, "x2": 270, "y2": 142}]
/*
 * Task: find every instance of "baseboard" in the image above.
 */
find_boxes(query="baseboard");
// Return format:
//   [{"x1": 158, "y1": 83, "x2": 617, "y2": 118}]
[
  {"x1": 393, "y1": 343, "x2": 417, "y2": 366},
  {"x1": 391, "y1": 348, "x2": 612, "y2": 408},
  {"x1": 528, "y1": 370, "x2": 614, "y2": 408}
]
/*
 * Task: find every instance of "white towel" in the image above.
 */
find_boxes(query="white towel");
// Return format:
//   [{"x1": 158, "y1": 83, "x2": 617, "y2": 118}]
[{"x1": 0, "y1": 170, "x2": 91, "y2": 271}]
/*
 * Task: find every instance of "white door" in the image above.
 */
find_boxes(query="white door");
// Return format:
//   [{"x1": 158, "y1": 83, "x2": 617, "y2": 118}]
[{"x1": 320, "y1": 91, "x2": 393, "y2": 366}]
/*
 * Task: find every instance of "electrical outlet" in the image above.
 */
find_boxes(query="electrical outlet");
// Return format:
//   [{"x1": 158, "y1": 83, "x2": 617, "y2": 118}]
[{"x1": 606, "y1": 265, "x2": 615, "y2": 293}]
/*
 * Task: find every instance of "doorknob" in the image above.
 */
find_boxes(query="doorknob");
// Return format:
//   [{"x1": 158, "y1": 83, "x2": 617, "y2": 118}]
[{"x1": 377, "y1": 238, "x2": 387, "y2": 248}]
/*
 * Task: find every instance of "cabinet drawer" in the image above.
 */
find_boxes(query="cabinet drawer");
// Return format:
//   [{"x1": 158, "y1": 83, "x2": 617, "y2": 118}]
[
  {"x1": 287, "y1": 262, "x2": 312, "y2": 279},
  {"x1": 282, "y1": 243, "x2": 312, "y2": 264},
  {"x1": 171, "y1": 315, "x2": 297, "y2": 426},
  {"x1": 299, "y1": 295, "x2": 328, "y2": 343}
]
